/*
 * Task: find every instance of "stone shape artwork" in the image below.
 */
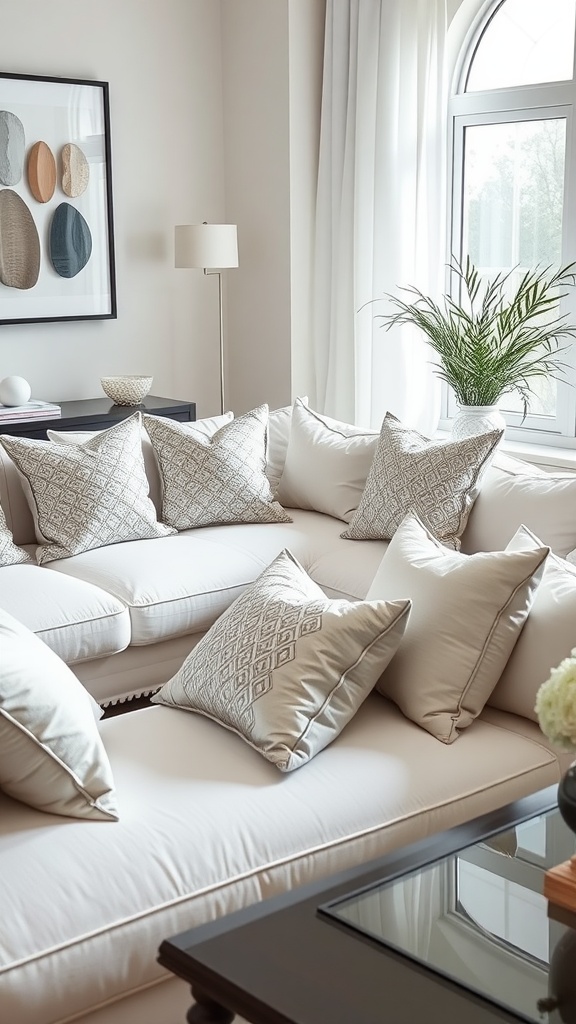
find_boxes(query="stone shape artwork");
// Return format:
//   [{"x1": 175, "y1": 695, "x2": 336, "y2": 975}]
[
  {"x1": 0, "y1": 189, "x2": 40, "y2": 289},
  {"x1": 27, "y1": 141, "x2": 56, "y2": 202},
  {"x1": 0, "y1": 110, "x2": 25, "y2": 185},
  {"x1": 49, "y1": 202, "x2": 92, "y2": 279},
  {"x1": 61, "y1": 142, "x2": 89, "y2": 197}
]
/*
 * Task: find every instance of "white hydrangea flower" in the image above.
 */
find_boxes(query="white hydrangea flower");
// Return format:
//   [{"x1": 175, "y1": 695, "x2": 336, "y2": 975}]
[{"x1": 535, "y1": 648, "x2": 576, "y2": 752}]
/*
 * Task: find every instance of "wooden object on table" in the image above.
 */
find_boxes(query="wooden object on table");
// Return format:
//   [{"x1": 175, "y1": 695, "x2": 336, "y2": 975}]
[{"x1": 545, "y1": 855, "x2": 576, "y2": 912}]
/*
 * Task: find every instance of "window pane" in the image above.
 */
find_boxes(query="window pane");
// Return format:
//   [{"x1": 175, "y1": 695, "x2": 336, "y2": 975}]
[
  {"x1": 461, "y1": 118, "x2": 566, "y2": 415},
  {"x1": 466, "y1": 0, "x2": 576, "y2": 92}
]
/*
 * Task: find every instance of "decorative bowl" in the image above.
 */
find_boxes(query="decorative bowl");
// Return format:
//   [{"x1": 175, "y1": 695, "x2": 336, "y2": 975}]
[{"x1": 100, "y1": 375, "x2": 153, "y2": 406}]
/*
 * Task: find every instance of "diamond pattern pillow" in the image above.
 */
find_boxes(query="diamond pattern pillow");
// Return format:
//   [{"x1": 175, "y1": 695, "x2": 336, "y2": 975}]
[
  {"x1": 341, "y1": 412, "x2": 502, "y2": 548},
  {"x1": 0, "y1": 412, "x2": 173, "y2": 564},
  {"x1": 366, "y1": 514, "x2": 549, "y2": 743},
  {"x1": 152, "y1": 548, "x2": 411, "y2": 771},
  {"x1": 0, "y1": 607, "x2": 118, "y2": 819},
  {"x1": 0, "y1": 504, "x2": 29, "y2": 566},
  {"x1": 144, "y1": 404, "x2": 292, "y2": 530}
]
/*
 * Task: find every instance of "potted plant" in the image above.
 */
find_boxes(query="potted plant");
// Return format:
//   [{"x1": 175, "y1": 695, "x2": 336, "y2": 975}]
[{"x1": 377, "y1": 256, "x2": 576, "y2": 437}]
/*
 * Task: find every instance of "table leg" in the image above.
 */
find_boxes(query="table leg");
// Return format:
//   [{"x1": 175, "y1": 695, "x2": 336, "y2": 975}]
[{"x1": 187, "y1": 986, "x2": 235, "y2": 1023}]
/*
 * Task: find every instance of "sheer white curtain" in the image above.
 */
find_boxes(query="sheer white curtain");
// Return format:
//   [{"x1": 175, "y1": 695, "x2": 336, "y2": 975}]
[{"x1": 312, "y1": 0, "x2": 448, "y2": 432}]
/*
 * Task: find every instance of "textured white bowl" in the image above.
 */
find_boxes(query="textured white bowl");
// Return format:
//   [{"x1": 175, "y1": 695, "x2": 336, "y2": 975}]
[{"x1": 100, "y1": 375, "x2": 153, "y2": 406}]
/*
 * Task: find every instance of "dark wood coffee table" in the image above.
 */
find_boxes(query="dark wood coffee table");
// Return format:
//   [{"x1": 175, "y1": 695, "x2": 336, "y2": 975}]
[{"x1": 158, "y1": 786, "x2": 572, "y2": 1024}]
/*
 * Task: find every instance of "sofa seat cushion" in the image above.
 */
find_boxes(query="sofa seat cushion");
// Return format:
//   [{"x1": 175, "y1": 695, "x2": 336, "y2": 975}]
[
  {"x1": 0, "y1": 563, "x2": 131, "y2": 664},
  {"x1": 0, "y1": 699, "x2": 560, "y2": 1024},
  {"x1": 48, "y1": 511, "x2": 389, "y2": 644}
]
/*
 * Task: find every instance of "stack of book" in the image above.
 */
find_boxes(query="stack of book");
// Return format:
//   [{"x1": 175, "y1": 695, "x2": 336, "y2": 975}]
[{"x1": 0, "y1": 399, "x2": 62, "y2": 424}]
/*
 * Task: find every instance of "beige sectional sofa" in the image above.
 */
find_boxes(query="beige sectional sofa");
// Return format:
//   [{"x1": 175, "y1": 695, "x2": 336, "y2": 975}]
[{"x1": 1, "y1": 400, "x2": 576, "y2": 1024}]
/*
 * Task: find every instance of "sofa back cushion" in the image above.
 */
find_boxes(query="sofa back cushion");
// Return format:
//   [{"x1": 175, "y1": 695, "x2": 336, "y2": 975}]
[
  {"x1": 460, "y1": 458, "x2": 576, "y2": 558},
  {"x1": 0, "y1": 442, "x2": 36, "y2": 546}
]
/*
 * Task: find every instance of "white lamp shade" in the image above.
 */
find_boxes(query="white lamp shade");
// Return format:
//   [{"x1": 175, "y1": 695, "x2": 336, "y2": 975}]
[{"x1": 175, "y1": 223, "x2": 238, "y2": 269}]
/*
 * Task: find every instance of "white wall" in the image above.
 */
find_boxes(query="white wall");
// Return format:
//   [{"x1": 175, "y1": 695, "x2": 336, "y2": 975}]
[
  {"x1": 0, "y1": 0, "x2": 227, "y2": 417},
  {"x1": 221, "y1": 0, "x2": 325, "y2": 414},
  {"x1": 0, "y1": 0, "x2": 325, "y2": 418}
]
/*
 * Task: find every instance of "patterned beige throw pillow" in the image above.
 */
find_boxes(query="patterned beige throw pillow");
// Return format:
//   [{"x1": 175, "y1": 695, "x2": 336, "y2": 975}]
[
  {"x1": 366, "y1": 514, "x2": 549, "y2": 743},
  {"x1": 152, "y1": 548, "x2": 411, "y2": 771},
  {"x1": 144, "y1": 404, "x2": 292, "y2": 530},
  {"x1": 0, "y1": 412, "x2": 173, "y2": 564},
  {"x1": 0, "y1": 504, "x2": 29, "y2": 566},
  {"x1": 341, "y1": 412, "x2": 502, "y2": 548}
]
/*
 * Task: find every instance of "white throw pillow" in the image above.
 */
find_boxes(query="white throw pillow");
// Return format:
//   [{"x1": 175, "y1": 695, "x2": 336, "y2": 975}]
[
  {"x1": 366, "y1": 514, "x2": 549, "y2": 743},
  {"x1": 144, "y1": 404, "x2": 292, "y2": 530},
  {"x1": 0, "y1": 413, "x2": 173, "y2": 563},
  {"x1": 47, "y1": 411, "x2": 233, "y2": 515},
  {"x1": 0, "y1": 503, "x2": 29, "y2": 566},
  {"x1": 276, "y1": 399, "x2": 378, "y2": 522},
  {"x1": 152, "y1": 548, "x2": 411, "y2": 771},
  {"x1": 0, "y1": 608, "x2": 118, "y2": 820},
  {"x1": 342, "y1": 412, "x2": 502, "y2": 548},
  {"x1": 460, "y1": 461, "x2": 576, "y2": 559},
  {"x1": 489, "y1": 525, "x2": 576, "y2": 723},
  {"x1": 266, "y1": 397, "x2": 308, "y2": 495}
]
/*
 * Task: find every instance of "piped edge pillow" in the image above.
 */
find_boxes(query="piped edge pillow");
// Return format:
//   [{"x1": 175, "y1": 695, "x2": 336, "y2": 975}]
[
  {"x1": 488, "y1": 524, "x2": 576, "y2": 723},
  {"x1": 276, "y1": 398, "x2": 378, "y2": 522},
  {"x1": 152, "y1": 548, "x2": 411, "y2": 771},
  {"x1": 0, "y1": 607, "x2": 118, "y2": 820},
  {"x1": 366, "y1": 514, "x2": 549, "y2": 742}
]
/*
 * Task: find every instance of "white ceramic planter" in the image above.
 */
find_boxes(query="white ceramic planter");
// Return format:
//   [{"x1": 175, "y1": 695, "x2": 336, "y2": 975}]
[{"x1": 451, "y1": 404, "x2": 506, "y2": 441}]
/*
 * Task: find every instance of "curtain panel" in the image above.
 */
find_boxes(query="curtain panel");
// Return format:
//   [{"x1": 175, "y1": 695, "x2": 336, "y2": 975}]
[{"x1": 312, "y1": 0, "x2": 448, "y2": 433}]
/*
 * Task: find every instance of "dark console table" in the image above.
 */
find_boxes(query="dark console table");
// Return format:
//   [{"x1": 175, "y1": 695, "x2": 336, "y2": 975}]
[{"x1": 0, "y1": 395, "x2": 196, "y2": 439}]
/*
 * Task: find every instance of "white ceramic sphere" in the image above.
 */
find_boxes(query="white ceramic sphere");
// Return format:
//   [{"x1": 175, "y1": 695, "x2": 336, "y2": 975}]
[{"x1": 0, "y1": 375, "x2": 31, "y2": 407}]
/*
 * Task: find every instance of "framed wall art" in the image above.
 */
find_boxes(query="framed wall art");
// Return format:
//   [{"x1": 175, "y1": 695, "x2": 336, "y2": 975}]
[{"x1": 0, "y1": 71, "x2": 117, "y2": 324}]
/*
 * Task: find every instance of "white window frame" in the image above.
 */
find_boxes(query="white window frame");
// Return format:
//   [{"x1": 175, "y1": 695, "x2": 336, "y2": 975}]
[{"x1": 443, "y1": 0, "x2": 576, "y2": 449}]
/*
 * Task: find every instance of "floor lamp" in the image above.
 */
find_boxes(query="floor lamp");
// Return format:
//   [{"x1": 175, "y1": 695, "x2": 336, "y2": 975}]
[{"x1": 174, "y1": 223, "x2": 239, "y2": 415}]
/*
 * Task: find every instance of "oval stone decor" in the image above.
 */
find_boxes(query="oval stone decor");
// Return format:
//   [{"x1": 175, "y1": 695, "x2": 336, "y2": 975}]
[
  {"x1": 0, "y1": 190, "x2": 40, "y2": 289},
  {"x1": 0, "y1": 110, "x2": 25, "y2": 186},
  {"x1": 61, "y1": 142, "x2": 89, "y2": 197},
  {"x1": 49, "y1": 202, "x2": 92, "y2": 278},
  {"x1": 27, "y1": 141, "x2": 57, "y2": 202}
]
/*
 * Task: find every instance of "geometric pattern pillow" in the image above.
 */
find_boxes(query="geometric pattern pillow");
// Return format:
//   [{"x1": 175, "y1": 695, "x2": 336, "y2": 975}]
[
  {"x1": 151, "y1": 548, "x2": 411, "y2": 771},
  {"x1": 366, "y1": 514, "x2": 549, "y2": 743},
  {"x1": 341, "y1": 411, "x2": 503, "y2": 548},
  {"x1": 0, "y1": 412, "x2": 173, "y2": 564},
  {"x1": 0, "y1": 606, "x2": 118, "y2": 820},
  {"x1": 47, "y1": 411, "x2": 234, "y2": 517},
  {"x1": 143, "y1": 404, "x2": 292, "y2": 530},
  {"x1": 0, "y1": 504, "x2": 29, "y2": 566}
]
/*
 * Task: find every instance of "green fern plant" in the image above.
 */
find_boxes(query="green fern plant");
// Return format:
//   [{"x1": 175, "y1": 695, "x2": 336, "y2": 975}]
[{"x1": 378, "y1": 256, "x2": 576, "y2": 418}]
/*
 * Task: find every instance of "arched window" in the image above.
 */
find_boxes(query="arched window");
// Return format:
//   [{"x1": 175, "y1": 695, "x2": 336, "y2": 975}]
[{"x1": 448, "y1": 0, "x2": 576, "y2": 446}]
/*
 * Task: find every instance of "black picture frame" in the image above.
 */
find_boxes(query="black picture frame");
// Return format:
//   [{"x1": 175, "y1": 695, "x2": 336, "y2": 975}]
[{"x1": 0, "y1": 71, "x2": 117, "y2": 324}]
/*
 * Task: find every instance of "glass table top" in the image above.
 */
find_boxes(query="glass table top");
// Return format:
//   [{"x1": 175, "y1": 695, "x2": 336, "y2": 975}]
[{"x1": 320, "y1": 808, "x2": 576, "y2": 1023}]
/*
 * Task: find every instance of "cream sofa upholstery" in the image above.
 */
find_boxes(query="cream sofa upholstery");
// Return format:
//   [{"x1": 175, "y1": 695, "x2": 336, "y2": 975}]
[{"x1": 1, "y1": 406, "x2": 575, "y2": 1024}]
